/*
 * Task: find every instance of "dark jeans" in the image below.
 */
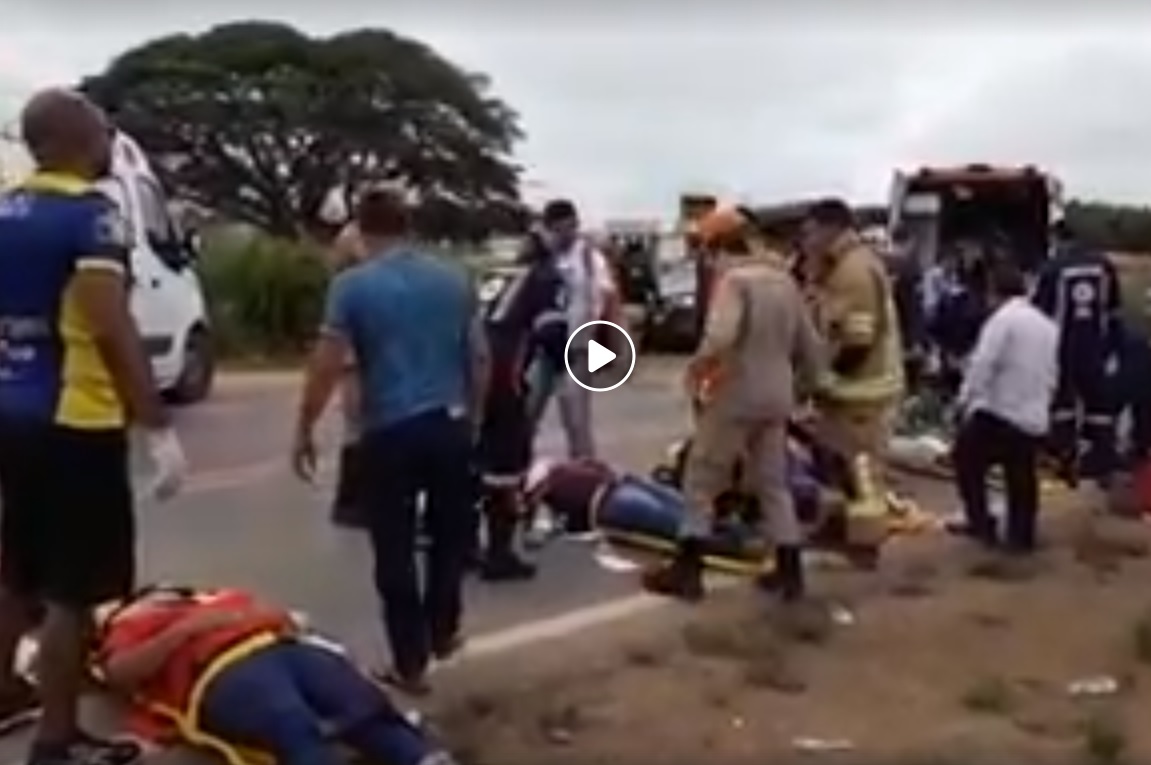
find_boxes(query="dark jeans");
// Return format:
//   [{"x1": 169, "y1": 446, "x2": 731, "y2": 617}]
[
  {"x1": 954, "y1": 410, "x2": 1040, "y2": 552},
  {"x1": 361, "y1": 408, "x2": 474, "y2": 677},
  {"x1": 200, "y1": 641, "x2": 430, "y2": 765}
]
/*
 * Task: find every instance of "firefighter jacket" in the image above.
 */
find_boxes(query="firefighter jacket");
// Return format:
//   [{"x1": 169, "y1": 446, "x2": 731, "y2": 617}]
[{"x1": 810, "y1": 232, "x2": 905, "y2": 404}]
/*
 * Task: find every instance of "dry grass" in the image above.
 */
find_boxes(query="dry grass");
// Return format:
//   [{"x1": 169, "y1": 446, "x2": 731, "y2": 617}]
[{"x1": 430, "y1": 484, "x2": 1151, "y2": 765}]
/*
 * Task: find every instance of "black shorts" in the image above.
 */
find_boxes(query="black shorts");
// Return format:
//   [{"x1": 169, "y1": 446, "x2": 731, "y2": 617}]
[
  {"x1": 0, "y1": 417, "x2": 135, "y2": 606},
  {"x1": 476, "y1": 388, "x2": 532, "y2": 487}
]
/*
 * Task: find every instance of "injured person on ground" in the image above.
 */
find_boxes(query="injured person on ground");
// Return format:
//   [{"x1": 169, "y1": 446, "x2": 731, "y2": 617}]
[
  {"x1": 525, "y1": 422, "x2": 927, "y2": 583},
  {"x1": 37, "y1": 585, "x2": 457, "y2": 765}
]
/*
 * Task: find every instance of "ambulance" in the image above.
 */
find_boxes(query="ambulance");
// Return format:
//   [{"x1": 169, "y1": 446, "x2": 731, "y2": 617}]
[
  {"x1": 887, "y1": 163, "x2": 1064, "y2": 273},
  {"x1": 1, "y1": 131, "x2": 215, "y2": 403}
]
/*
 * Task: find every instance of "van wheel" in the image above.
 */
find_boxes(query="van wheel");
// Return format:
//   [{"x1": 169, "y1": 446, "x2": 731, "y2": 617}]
[{"x1": 169, "y1": 328, "x2": 215, "y2": 405}]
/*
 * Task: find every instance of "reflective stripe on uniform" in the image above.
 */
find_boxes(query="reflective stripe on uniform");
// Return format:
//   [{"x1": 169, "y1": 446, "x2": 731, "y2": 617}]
[
  {"x1": 1051, "y1": 410, "x2": 1077, "y2": 422},
  {"x1": 1084, "y1": 414, "x2": 1115, "y2": 426},
  {"x1": 841, "y1": 312, "x2": 876, "y2": 344}
]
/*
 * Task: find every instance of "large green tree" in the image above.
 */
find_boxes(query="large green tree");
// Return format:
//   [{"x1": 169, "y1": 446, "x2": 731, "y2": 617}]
[{"x1": 81, "y1": 21, "x2": 526, "y2": 240}]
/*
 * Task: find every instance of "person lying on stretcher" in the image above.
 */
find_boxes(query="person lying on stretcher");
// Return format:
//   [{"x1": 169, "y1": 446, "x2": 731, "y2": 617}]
[
  {"x1": 92, "y1": 586, "x2": 455, "y2": 765},
  {"x1": 528, "y1": 430, "x2": 912, "y2": 574}
]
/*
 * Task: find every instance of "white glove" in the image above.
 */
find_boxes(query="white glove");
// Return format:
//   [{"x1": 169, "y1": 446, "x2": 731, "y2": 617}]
[{"x1": 145, "y1": 427, "x2": 189, "y2": 502}]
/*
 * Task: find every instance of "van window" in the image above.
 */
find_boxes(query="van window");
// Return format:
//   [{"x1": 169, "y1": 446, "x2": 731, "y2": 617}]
[
  {"x1": 136, "y1": 177, "x2": 189, "y2": 271},
  {"x1": 137, "y1": 178, "x2": 176, "y2": 245}
]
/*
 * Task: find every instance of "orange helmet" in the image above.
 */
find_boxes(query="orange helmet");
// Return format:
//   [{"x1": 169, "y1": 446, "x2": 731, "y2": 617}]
[{"x1": 691, "y1": 206, "x2": 753, "y2": 247}]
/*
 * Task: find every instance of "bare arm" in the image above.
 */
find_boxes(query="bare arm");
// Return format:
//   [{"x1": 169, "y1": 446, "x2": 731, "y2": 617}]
[
  {"x1": 72, "y1": 201, "x2": 168, "y2": 429},
  {"x1": 296, "y1": 273, "x2": 357, "y2": 440},
  {"x1": 590, "y1": 247, "x2": 622, "y2": 324},
  {"x1": 296, "y1": 331, "x2": 348, "y2": 439}
]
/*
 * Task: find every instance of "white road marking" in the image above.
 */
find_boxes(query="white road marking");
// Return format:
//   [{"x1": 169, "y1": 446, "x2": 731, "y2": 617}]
[{"x1": 457, "y1": 592, "x2": 667, "y2": 661}]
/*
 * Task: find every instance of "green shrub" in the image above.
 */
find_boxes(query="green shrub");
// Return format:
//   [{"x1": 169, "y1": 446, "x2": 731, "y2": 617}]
[{"x1": 198, "y1": 233, "x2": 329, "y2": 360}]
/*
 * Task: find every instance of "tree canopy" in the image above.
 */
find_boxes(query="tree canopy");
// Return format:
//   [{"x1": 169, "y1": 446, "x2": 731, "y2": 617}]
[{"x1": 81, "y1": 21, "x2": 527, "y2": 240}]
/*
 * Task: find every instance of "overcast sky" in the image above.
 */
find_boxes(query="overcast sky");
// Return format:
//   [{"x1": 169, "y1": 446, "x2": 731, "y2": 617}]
[{"x1": 3, "y1": 1, "x2": 1151, "y2": 221}]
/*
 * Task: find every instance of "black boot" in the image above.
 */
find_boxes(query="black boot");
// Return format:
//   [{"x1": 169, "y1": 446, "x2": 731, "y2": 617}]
[
  {"x1": 479, "y1": 496, "x2": 537, "y2": 582},
  {"x1": 642, "y1": 537, "x2": 705, "y2": 601},
  {"x1": 757, "y1": 545, "x2": 805, "y2": 602}
]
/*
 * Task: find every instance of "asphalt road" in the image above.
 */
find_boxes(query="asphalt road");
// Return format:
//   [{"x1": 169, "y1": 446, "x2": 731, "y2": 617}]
[
  {"x1": 143, "y1": 356, "x2": 689, "y2": 656},
  {"x1": 0, "y1": 355, "x2": 691, "y2": 762}
]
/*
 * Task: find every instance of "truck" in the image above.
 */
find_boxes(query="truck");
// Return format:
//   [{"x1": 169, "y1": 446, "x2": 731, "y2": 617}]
[{"x1": 1, "y1": 130, "x2": 215, "y2": 403}]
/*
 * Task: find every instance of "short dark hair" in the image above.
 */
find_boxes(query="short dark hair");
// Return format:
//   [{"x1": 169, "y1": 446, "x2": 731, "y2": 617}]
[
  {"x1": 805, "y1": 198, "x2": 855, "y2": 229},
  {"x1": 989, "y1": 260, "x2": 1027, "y2": 298},
  {"x1": 542, "y1": 198, "x2": 578, "y2": 225},
  {"x1": 355, "y1": 186, "x2": 410, "y2": 238}
]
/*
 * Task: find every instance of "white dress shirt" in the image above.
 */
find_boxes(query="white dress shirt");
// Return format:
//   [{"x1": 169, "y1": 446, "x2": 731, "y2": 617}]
[
  {"x1": 555, "y1": 238, "x2": 615, "y2": 345},
  {"x1": 958, "y1": 296, "x2": 1059, "y2": 436}
]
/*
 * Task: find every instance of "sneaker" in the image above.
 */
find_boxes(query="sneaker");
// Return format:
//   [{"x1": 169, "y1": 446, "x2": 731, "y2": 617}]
[
  {"x1": 0, "y1": 678, "x2": 40, "y2": 733},
  {"x1": 478, "y1": 554, "x2": 537, "y2": 582},
  {"x1": 28, "y1": 732, "x2": 142, "y2": 765}
]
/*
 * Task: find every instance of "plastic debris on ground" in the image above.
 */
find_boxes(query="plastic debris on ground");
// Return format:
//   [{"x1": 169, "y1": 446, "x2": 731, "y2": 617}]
[
  {"x1": 828, "y1": 603, "x2": 856, "y2": 626},
  {"x1": 792, "y1": 737, "x2": 856, "y2": 752},
  {"x1": 1067, "y1": 675, "x2": 1120, "y2": 697}
]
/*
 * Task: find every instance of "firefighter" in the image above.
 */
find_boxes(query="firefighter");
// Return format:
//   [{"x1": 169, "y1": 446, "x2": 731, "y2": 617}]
[
  {"x1": 1032, "y1": 221, "x2": 1122, "y2": 486},
  {"x1": 641, "y1": 206, "x2": 824, "y2": 602},
  {"x1": 800, "y1": 199, "x2": 904, "y2": 552}
]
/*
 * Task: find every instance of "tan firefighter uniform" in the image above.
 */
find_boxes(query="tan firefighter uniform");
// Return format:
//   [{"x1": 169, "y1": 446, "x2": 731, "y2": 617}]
[
  {"x1": 644, "y1": 206, "x2": 824, "y2": 602},
  {"x1": 809, "y1": 231, "x2": 904, "y2": 543}
]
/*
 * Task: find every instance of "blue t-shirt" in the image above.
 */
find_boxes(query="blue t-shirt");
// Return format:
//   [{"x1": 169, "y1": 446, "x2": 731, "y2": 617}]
[
  {"x1": 324, "y1": 248, "x2": 475, "y2": 432},
  {"x1": 0, "y1": 172, "x2": 132, "y2": 430}
]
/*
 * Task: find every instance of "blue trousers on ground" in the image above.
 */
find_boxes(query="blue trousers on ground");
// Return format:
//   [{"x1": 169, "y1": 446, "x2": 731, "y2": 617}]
[{"x1": 200, "y1": 641, "x2": 431, "y2": 765}]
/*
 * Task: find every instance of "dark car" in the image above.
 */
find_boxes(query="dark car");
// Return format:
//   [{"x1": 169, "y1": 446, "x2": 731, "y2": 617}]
[{"x1": 639, "y1": 259, "x2": 700, "y2": 353}]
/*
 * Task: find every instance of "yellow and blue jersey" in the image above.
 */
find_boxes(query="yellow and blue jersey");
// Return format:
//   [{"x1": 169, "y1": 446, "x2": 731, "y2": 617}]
[{"x1": 0, "y1": 171, "x2": 131, "y2": 430}]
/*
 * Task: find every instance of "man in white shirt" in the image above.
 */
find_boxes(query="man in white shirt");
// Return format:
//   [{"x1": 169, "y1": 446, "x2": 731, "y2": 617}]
[
  {"x1": 524, "y1": 199, "x2": 620, "y2": 459},
  {"x1": 952, "y1": 261, "x2": 1059, "y2": 553}
]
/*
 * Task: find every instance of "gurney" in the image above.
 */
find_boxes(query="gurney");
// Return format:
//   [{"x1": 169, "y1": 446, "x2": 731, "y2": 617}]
[
  {"x1": 891, "y1": 389, "x2": 1072, "y2": 495},
  {"x1": 532, "y1": 426, "x2": 933, "y2": 577},
  {"x1": 12, "y1": 587, "x2": 423, "y2": 765}
]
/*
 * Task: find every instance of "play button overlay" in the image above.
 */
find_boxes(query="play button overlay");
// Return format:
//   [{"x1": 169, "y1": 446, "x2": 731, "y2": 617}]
[
  {"x1": 587, "y1": 339, "x2": 616, "y2": 373},
  {"x1": 564, "y1": 320, "x2": 637, "y2": 392}
]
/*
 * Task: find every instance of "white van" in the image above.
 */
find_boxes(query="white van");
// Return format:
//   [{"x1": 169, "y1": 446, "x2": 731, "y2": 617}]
[{"x1": 1, "y1": 132, "x2": 215, "y2": 403}]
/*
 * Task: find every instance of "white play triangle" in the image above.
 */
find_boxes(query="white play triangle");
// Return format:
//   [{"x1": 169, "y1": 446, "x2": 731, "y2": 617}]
[{"x1": 587, "y1": 339, "x2": 616, "y2": 373}]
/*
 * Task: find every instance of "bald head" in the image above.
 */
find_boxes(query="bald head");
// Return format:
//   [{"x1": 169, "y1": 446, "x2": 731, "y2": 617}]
[{"x1": 20, "y1": 88, "x2": 112, "y2": 179}]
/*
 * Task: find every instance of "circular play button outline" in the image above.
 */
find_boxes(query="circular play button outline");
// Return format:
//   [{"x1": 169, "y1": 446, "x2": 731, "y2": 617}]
[{"x1": 563, "y1": 320, "x2": 637, "y2": 393}]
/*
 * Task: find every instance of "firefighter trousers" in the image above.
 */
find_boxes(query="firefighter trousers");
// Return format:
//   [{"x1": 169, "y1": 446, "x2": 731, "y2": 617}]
[{"x1": 681, "y1": 413, "x2": 801, "y2": 547}]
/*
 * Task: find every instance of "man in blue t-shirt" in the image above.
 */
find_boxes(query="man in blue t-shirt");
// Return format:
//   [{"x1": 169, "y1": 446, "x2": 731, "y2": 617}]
[{"x1": 292, "y1": 187, "x2": 489, "y2": 695}]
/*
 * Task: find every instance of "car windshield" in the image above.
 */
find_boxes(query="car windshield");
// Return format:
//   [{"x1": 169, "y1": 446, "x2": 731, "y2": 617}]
[{"x1": 658, "y1": 260, "x2": 696, "y2": 295}]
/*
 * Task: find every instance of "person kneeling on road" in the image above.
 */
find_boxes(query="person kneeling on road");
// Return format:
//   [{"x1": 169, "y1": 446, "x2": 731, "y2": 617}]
[
  {"x1": 474, "y1": 241, "x2": 567, "y2": 580},
  {"x1": 94, "y1": 586, "x2": 455, "y2": 765},
  {"x1": 641, "y1": 206, "x2": 825, "y2": 603}
]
